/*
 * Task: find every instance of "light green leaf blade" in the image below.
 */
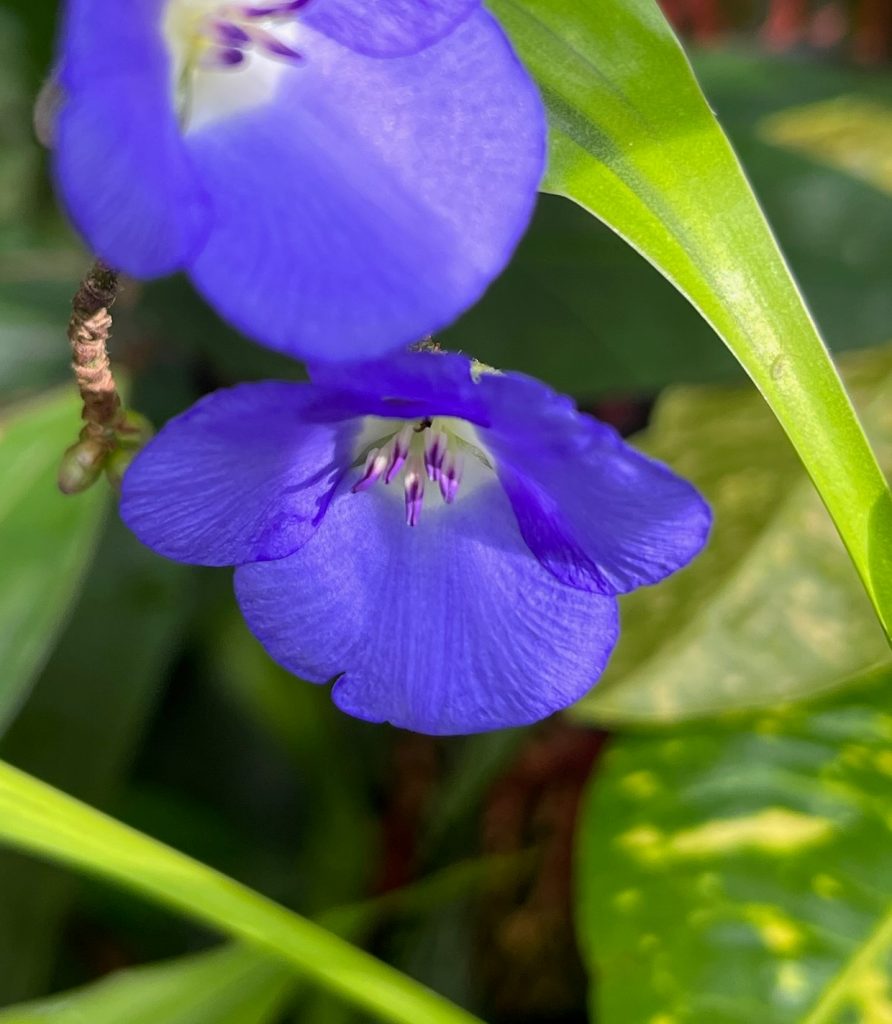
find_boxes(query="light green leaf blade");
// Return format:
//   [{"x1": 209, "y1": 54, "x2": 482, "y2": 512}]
[
  {"x1": 489, "y1": 0, "x2": 892, "y2": 635},
  {"x1": 572, "y1": 346, "x2": 892, "y2": 725},
  {"x1": 0, "y1": 761, "x2": 483, "y2": 1024},
  {"x1": 0, "y1": 946, "x2": 292, "y2": 1024},
  {"x1": 0, "y1": 388, "x2": 107, "y2": 733},
  {"x1": 576, "y1": 666, "x2": 892, "y2": 1024}
]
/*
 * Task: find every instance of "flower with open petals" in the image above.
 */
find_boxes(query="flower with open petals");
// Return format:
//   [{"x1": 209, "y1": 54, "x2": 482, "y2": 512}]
[
  {"x1": 52, "y1": 0, "x2": 545, "y2": 362},
  {"x1": 120, "y1": 352, "x2": 711, "y2": 734}
]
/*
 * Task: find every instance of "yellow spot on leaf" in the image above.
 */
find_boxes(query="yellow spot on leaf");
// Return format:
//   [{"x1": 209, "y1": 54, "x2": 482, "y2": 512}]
[
  {"x1": 614, "y1": 889, "x2": 642, "y2": 912},
  {"x1": 874, "y1": 750, "x2": 892, "y2": 777},
  {"x1": 755, "y1": 716, "x2": 783, "y2": 736},
  {"x1": 665, "y1": 809, "x2": 833, "y2": 859},
  {"x1": 760, "y1": 97, "x2": 892, "y2": 197},
  {"x1": 743, "y1": 904, "x2": 805, "y2": 955},
  {"x1": 813, "y1": 873, "x2": 843, "y2": 900},
  {"x1": 621, "y1": 771, "x2": 661, "y2": 799},
  {"x1": 617, "y1": 826, "x2": 663, "y2": 857},
  {"x1": 776, "y1": 962, "x2": 809, "y2": 1000},
  {"x1": 696, "y1": 871, "x2": 723, "y2": 898},
  {"x1": 618, "y1": 810, "x2": 832, "y2": 867}
]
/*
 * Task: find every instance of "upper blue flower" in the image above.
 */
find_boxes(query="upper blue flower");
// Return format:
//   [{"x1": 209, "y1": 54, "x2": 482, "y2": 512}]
[
  {"x1": 120, "y1": 352, "x2": 711, "y2": 734},
  {"x1": 52, "y1": 0, "x2": 545, "y2": 362}
]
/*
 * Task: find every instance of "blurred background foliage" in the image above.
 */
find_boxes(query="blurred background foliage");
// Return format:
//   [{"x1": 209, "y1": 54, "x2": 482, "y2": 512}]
[{"x1": 1, "y1": 0, "x2": 892, "y2": 1022}]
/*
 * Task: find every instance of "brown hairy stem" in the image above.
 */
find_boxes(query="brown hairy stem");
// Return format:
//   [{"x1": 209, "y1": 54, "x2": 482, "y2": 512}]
[{"x1": 68, "y1": 260, "x2": 123, "y2": 444}]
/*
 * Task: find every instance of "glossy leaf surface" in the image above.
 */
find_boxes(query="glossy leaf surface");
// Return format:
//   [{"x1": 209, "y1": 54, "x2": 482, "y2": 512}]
[{"x1": 576, "y1": 667, "x2": 892, "y2": 1023}]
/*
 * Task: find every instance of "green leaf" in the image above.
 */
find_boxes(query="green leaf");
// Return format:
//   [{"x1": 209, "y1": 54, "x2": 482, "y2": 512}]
[
  {"x1": 576, "y1": 665, "x2": 892, "y2": 1024},
  {"x1": 446, "y1": 55, "x2": 892, "y2": 396},
  {"x1": 0, "y1": 854, "x2": 525, "y2": 1024},
  {"x1": 0, "y1": 521, "x2": 191, "y2": 1003},
  {"x1": 0, "y1": 946, "x2": 292, "y2": 1024},
  {"x1": 0, "y1": 761, "x2": 484, "y2": 1024},
  {"x1": 0, "y1": 388, "x2": 108, "y2": 734},
  {"x1": 760, "y1": 94, "x2": 892, "y2": 198},
  {"x1": 572, "y1": 346, "x2": 892, "y2": 725},
  {"x1": 489, "y1": 0, "x2": 892, "y2": 635},
  {"x1": 0, "y1": 249, "x2": 86, "y2": 400}
]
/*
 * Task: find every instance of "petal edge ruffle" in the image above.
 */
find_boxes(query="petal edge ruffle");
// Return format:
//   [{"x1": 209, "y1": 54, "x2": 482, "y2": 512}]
[
  {"x1": 120, "y1": 382, "x2": 359, "y2": 566},
  {"x1": 235, "y1": 481, "x2": 618, "y2": 735}
]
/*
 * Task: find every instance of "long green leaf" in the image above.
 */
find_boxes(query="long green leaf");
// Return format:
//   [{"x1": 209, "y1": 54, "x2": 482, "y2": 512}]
[
  {"x1": 576, "y1": 665, "x2": 892, "y2": 1023},
  {"x1": 489, "y1": 0, "x2": 892, "y2": 635},
  {"x1": 0, "y1": 760, "x2": 483, "y2": 1024},
  {"x1": 573, "y1": 346, "x2": 892, "y2": 725},
  {"x1": 0, "y1": 946, "x2": 292, "y2": 1024},
  {"x1": 0, "y1": 388, "x2": 107, "y2": 733},
  {"x1": 0, "y1": 854, "x2": 525, "y2": 1024},
  {"x1": 0, "y1": 521, "x2": 190, "y2": 1003}
]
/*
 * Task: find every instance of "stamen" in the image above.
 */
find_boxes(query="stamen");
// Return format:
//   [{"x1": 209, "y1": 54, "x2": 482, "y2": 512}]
[
  {"x1": 200, "y1": 46, "x2": 248, "y2": 68},
  {"x1": 353, "y1": 447, "x2": 388, "y2": 493},
  {"x1": 438, "y1": 451, "x2": 464, "y2": 505},
  {"x1": 404, "y1": 457, "x2": 425, "y2": 527},
  {"x1": 244, "y1": 24, "x2": 304, "y2": 61},
  {"x1": 424, "y1": 431, "x2": 447, "y2": 482},
  {"x1": 385, "y1": 424, "x2": 414, "y2": 484},
  {"x1": 211, "y1": 20, "x2": 252, "y2": 46}
]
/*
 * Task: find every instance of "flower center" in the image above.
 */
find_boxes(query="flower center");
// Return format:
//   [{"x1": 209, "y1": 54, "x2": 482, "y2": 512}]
[
  {"x1": 352, "y1": 417, "x2": 494, "y2": 527},
  {"x1": 163, "y1": 0, "x2": 310, "y2": 132}
]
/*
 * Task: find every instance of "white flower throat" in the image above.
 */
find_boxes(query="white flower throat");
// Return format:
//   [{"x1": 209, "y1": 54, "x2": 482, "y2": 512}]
[
  {"x1": 163, "y1": 0, "x2": 309, "y2": 132},
  {"x1": 353, "y1": 417, "x2": 495, "y2": 527}
]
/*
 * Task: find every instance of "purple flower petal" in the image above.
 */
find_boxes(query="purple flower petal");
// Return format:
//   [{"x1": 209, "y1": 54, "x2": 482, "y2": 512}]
[
  {"x1": 313, "y1": 353, "x2": 710, "y2": 594},
  {"x1": 54, "y1": 0, "x2": 209, "y2": 276},
  {"x1": 309, "y1": 350, "x2": 488, "y2": 422},
  {"x1": 303, "y1": 0, "x2": 479, "y2": 57},
  {"x1": 235, "y1": 481, "x2": 618, "y2": 735},
  {"x1": 475, "y1": 372, "x2": 713, "y2": 595},
  {"x1": 186, "y1": 11, "x2": 544, "y2": 362},
  {"x1": 120, "y1": 382, "x2": 359, "y2": 566}
]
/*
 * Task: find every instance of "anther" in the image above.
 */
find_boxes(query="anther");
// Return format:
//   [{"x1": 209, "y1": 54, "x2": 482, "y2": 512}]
[
  {"x1": 438, "y1": 451, "x2": 464, "y2": 504},
  {"x1": 385, "y1": 424, "x2": 414, "y2": 484},
  {"x1": 211, "y1": 20, "x2": 252, "y2": 46},
  {"x1": 404, "y1": 456, "x2": 425, "y2": 527},
  {"x1": 424, "y1": 431, "x2": 447, "y2": 481},
  {"x1": 353, "y1": 447, "x2": 388, "y2": 493},
  {"x1": 201, "y1": 46, "x2": 248, "y2": 68},
  {"x1": 245, "y1": 24, "x2": 304, "y2": 61}
]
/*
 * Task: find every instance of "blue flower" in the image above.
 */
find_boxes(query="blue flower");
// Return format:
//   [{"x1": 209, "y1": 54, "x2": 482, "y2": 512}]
[
  {"x1": 53, "y1": 0, "x2": 545, "y2": 362},
  {"x1": 120, "y1": 352, "x2": 711, "y2": 734}
]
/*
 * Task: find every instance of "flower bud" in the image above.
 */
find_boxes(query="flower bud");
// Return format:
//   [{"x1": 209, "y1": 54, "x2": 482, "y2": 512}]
[
  {"x1": 105, "y1": 446, "x2": 138, "y2": 492},
  {"x1": 33, "y1": 71, "x2": 64, "y2": 149},
  {"x1": 115, "y1": 409, "x2": 154, "y2": 450},
  {"x1": 58, "y1": 439, "x2": 107, "y2": 495}
]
